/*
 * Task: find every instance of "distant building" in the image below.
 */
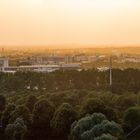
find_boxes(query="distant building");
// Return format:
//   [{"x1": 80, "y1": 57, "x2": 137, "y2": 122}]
[
  {"x1": 88, "y1": 56, "x2": 98, "y2": 62},
  {"x1": 65, "y1": 56, "x2": 74, "y2": 63},
  {"x1": 29, "y1": 56, "x2": 66, "y2": 65},
  {"x1": 3, "y1": 63, "x2": 82, "y2": 73},
  {"x1": 97, "y1": 67, "x2": 109, "y2": 72},
  {"x1": 47, "y1": 56, "x2": 65, "y2": 64},
  {"x1": 61, "y1": 63, "x2": 81, "y2": 70},
  {"x1": 0, "y1": 58, "x2": 9, "y2": 72},
  {"x1": 0, "y1": 58, "x2": 9, "y2": 67},
  {"x1": 74, "y1": 54, "x2": 88, "y2": 62}
]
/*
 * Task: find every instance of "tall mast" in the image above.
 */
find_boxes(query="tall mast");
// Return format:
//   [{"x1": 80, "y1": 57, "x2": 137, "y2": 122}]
[{"x1": 109, "y1": 56, "x2": 112, "y2": 86}]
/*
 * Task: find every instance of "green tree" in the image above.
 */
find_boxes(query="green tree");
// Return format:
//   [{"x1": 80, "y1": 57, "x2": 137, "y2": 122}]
[
  {"x1": 81, "y1": 98, "x2": 117, "y2": 121},
  {"x1": 51, "y1": 103, "x2": 77, "y2": 140},
  {"x1": 10, "y1": 105, "x2": 31, "y2": 125},
  {"x1": 31, "y1": 99, "x2": 55, "y2": 140},
  {"x1": 124, "y1": 107, "x2": 140, "y2": 132},
  {"x1": 116, "y1": 94, "x2": 136, "y2": 111},
  {"x1": 1, "y1": 104, "x2": 16, "y2": 130},
  {"x1": 25, "y1": 95, "x2": 38, "y2": 112},
  {"x1": 137, "y1": 92, "x2": 140, "y2": 106},
  {"x1": 81, "y1": 98, "x2": 105, "y2": 116},
  {"x1": 5, "y1": 118, "x2": 27, "y2": 140},
  {"x1": 0, "y1": 95, "x2": 6, "y2": 112},
  {"x1": 71, "y1": 113, "x2": 124, "y2": 140}
]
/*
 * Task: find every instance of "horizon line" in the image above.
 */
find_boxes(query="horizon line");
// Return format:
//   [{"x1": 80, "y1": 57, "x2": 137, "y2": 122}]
[{"x1": 0, "y1": 45, "x2": 140, "y2": 49}]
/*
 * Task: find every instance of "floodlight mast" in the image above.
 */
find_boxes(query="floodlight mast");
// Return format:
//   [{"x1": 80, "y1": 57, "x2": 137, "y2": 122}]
[{"x1": 109, "y1": 56, "x2": 112, "y2": 86}]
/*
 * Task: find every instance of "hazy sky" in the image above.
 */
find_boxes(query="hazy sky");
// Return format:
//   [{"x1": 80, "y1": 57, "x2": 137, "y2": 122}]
[{"x1": 0, "y1": 0, "x2": 140, "y2": 47}]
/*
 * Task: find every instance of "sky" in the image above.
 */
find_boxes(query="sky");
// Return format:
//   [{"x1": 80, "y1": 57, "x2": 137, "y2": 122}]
[{"x1": 0, "y1": 0, "x2": 140, "y2": 47}]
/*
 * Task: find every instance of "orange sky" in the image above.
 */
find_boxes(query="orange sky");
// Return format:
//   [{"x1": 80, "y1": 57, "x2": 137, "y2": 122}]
[{"x1": 0, "y1": 0, "x2": 140, "y2": 47}]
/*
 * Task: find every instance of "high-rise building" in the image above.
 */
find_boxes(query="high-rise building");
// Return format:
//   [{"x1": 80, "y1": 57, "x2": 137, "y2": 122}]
[{"x1": 0, "y1": 58, "x2": 9, "y2": 67}]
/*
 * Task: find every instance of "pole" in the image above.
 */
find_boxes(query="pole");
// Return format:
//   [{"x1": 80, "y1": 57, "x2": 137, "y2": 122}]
[{"x1": 109, "y1": 56, "x2": 112, "y2": 86}]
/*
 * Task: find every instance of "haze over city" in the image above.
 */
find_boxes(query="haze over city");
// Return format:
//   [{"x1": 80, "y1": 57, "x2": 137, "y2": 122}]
[{"x1": 1, "y1": 0, "x2": 140, "y2": 48}]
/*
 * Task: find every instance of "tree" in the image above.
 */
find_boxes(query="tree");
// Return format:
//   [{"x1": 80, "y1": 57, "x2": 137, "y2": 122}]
[
  {"x1": 81, "y1": 98, "x2": 105, "y2": 116},
  {"x1": 51, "y1": 103, "x2": 77, "y2": 140},
  {"x1": 70, "y1": 113, "x2": 124, "y2": 140},
  {"x1": 5, "y1": 118, "x2": 27, "y2": 140},
  {"x1": 1, "y1": 104, "x2": 16, "y2": 130},
  {"x1": 25, "y1": 95, "x2": 38, "y2": 112},
  {"x1": 49, "y1": 92, "x2": 67, "y2": 107},
  {"x1": 124, "y1": 107, "x2": 140, "y2": 132},
  {"x1": 116, "y1": 94, "x2": 136, "y2": 111},
  {"x1": 137, "y1": 92, "x2": 140, "y2": 106},
  {"x1": 31, "y1": 99, "x2": 55, "y2": 140},
  {"x1": 0, "y1": 95, "x2": 6, "y2": 112},
  {"x1": 99, "y1": 92, "x2": 119, "y2": 108},
  {"x1": 81, "y1": 98, "x2": 117, "y2": 121},
  {"x1": 9, "y1": 105, "x2": 31, "y2": 125},
  {"x1": 101, "y1": 107, "x2": 118, "y2": 122}
]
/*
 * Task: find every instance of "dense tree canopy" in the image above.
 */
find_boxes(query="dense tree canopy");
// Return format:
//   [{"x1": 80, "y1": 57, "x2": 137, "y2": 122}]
[
  {"x1": 51, "y1": 103, "x2": 77, "y2": 139},
  {"x1": 1, "y1": 104, "x2": 16, "y2": 130},
  {"x1": 5, "y1": 118, "x2": 27, "y2": 140},
  {"x1": 0, "y1": 95, "x2": 6, "y2": 112},
  {"x1": 124, "y1": 107, "x2": 140, "y2": 132},
  {"x1": 70, "y1": 113, "x2": 124, "y2": 140},
  {"x1": 31, "y1": 99, "x2": 55, "y2": 140},
  {"x1": 0, "y1": 69, "x2": 140, "y2": 140},
  {"x1": 0, "y1": 69, "x2": 139, "y2": 93},
  {"x1": 25, "y1": 95, "x2": 38, "y2": 112}
]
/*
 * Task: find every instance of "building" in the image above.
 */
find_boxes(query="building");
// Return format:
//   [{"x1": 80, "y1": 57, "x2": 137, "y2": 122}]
[
  {"x1": 0, "y1": 56, "x2": 82, "y2": 73},
  {"x1": 97, "y1": 67, "x2": 109, "y2": 72},
  {"x1": 61, "y1": 63, "x2": 82, "y2": 70},
  {"x1": 74, "y1": 54, "x2": 88, "y2": 62},
  {"x1": 65, "y1": 56, "x2": 74, "y2": 63},
  {"x1": 4, "y1": 65, "x2": 60, "y2": 73},
  {"x1": 88, "y1": 56, "x2": 98, "y2": 62},
  {"x1": 0, "y1": 58, "x2": 9, "y2": 72},
  {"x1": 0, "y1": 58, "x2": 9, "y2": 67}
]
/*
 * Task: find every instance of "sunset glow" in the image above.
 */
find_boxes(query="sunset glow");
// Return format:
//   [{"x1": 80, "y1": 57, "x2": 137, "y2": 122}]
[{"x1": 0, "y1": 0, "x2": 140, "y2": 47}]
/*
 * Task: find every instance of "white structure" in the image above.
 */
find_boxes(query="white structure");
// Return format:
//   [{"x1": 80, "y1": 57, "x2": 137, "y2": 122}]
[
  {"x1": 109, "y1": 57, "x2": 112, "y2": 86},
  {"x1": 0, "y1": 58, "x2": 9, "y2": 67},
  {"x1": 0, "y1": 58, "x2": 9, "y2": 72},
  {"x1": 3, "y1": 65, "x2": 60, "y2": 73},
  {"x1": 97, "y1": 67, "x2": 109, "y2": 72},
  {"x1": 61, "y1": 63, "x2": 81, "y2": 70}
]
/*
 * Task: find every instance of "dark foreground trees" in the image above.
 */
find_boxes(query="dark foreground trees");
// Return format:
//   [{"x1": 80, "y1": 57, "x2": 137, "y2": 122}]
[
  {"x1": 70, "y1": 113, "x2": 125, "y2": 140},
  {"x1": 0, "y1": 90, "x2": 139, "y2": 140},
  {"x1": 0, "y1": 69, "x2": 140, "y2": 140},
  {"x1": 5, "y1": 118, "x2": 27, "y2": 140},
  {"x1": 124, "y1": 107, "x2": 140, "y2": 133},
  {"x1": 0, "y1": 95, "x2": 6, "y2": 112},
  {"x1": 51, "y1": 103, "x2": 77, "y2": 140},
  {"x1": 30, "y1": 99, "x2": 55, "y2": 140}
]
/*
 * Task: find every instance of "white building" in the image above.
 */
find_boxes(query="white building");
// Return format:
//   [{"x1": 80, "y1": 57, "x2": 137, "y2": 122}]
[
  {"x1": 61, "y1": 63, "x2": 81, "y2": 70},
  {"x1": 0, "y1": 58, "x2": 9, "y2": 67},
  {"x1": 97, "y1": 67, "x2": 109, "y2": 72},
  {"x1": 0, "y1": 58, "x2": 9, "y2": 72}
]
